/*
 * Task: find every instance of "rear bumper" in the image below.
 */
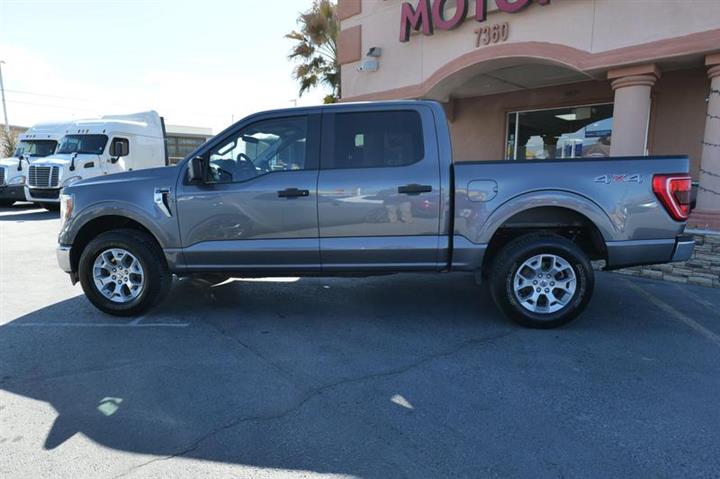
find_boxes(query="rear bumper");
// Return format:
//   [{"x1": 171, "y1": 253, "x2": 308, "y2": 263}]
[
  {"x1": 671, "y1": 235, "x2": 695, "y2": 263},
  {"x1": 0, "y1": 185, "x2": 26, "y2": 201},
  {"x1": 605, "y1": 235, "x2": 695, "y2": 269}
]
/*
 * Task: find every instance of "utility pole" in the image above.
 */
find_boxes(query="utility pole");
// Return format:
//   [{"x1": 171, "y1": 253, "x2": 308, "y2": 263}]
[{"x1": 0, "y1": 60, "x2": 9, "y2": 133}]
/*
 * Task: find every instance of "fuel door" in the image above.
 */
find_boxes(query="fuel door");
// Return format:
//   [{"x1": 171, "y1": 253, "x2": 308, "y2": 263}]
[{"x1": 467, "y1": 180, "x2": 498, "y2": 202}]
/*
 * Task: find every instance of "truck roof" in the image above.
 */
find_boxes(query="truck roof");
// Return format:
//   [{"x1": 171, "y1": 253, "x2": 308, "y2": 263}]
[
  {"x1": 64, "y1": 111, "x2": 164, "y2": 139},
  {"x1": 214, "y1": 100, "x2": 443, "y2": 137},
  {"x1": 262, "y1": 100, "x2": 438, "y2": 116},
  {"x1": 19, "y1": 121, "x2": 71, "y2": 141}
]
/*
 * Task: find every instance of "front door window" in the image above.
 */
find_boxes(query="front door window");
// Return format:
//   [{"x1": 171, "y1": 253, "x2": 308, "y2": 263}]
[{"x1": 208, "y1": 116, "x2": 309, "y2": 183}]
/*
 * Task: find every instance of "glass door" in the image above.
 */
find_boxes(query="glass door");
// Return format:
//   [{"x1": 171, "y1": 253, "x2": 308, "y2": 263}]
[{"x1": 505, "y1": 103, "x2": 615, "y2": 160}]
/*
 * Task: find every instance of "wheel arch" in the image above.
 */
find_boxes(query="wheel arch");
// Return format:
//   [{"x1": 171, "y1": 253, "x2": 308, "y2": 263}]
[
  {"x1": 69, "y1": 215, "x2": 164, "y2": 274},
  {"x1": 477, "y1": 191, "x2": 619, "y2": 244},
  {"x1": 478, "y1": 192, "x2": 616, "y2": 276}
]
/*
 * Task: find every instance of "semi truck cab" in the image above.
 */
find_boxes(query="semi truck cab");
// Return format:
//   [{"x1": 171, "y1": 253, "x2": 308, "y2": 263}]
[
  {"x1": 25, "y1": 111, "x2": 167, "y2": 209},
  {"x1": 0, "y1": 122, "x2": 67, "y2": 207}
]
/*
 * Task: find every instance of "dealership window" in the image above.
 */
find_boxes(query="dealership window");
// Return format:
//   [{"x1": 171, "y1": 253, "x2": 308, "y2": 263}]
[
  {"x1": 505, "y1": 104, "x2": 615, "y2": 160},
  {"x1": 166, "y1": 135, "x2": 208, "y2": 164}
]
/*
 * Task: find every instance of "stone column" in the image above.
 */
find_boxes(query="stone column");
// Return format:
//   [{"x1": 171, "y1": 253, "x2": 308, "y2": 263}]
[
  {"x1": 694, "y1": 54, "x2": 720, "y2": 223},
  {"x1": 607, "y1": 64, "x2": 661, "y2": 157}
]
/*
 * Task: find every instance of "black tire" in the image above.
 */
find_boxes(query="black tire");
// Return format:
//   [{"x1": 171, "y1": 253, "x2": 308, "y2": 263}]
[
  {"x1": 40, "y1": 202, "x2": 60, "y2": 211},
  {"x1": 0, "y1": 200, "x2": 15, "y2": 207},
  {"x1": 78, "y1": 229, "x2": 172, "y2": 316},
  {"x1": 490, "y1": 234, "x2": 594, "y2": 329}
]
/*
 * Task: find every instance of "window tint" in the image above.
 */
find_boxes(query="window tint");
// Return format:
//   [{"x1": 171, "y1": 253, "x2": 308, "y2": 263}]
[
  {"x1": 327, "y1": 111, "x2": 424, "y2": 169},
  {"x1": 57, "y1": 135, "x2": 108, "y2": 155},
  {"x1": 208, "y1": 116, "x2": 309, "y2": 184},
  {"x1": 14, "y1": 140, "x2": 57, "y2": 158}
]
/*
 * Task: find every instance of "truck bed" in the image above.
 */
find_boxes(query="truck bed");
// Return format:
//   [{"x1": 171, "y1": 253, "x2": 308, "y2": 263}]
[{"x1": 451, "y1": 155, "x2": 690, "y2": 270}]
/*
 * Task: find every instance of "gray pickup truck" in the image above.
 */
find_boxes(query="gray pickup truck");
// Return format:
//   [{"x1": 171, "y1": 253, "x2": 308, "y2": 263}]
[{"x1": 56, "y1": 101, "x2": 694, "y2": 328}]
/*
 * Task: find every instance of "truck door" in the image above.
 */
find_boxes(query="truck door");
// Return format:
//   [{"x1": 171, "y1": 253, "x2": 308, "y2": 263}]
[
  {"x1": 105, "y1": 137, "x2": 130, "y2": 176},
  {"x1": 175, "y1": 113, "x2": 322, "y2": 271},
  {"x1": 318, "y1": 106, "x2": 442, "y2": 271}
]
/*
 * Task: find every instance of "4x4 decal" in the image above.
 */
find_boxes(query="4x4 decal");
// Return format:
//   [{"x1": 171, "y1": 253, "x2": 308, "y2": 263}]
[{"x1": 594, "y1": 174, "x2": 642, "y2": 184}]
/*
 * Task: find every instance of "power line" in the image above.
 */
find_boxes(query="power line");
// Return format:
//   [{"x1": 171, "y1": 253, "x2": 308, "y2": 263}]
[
  {"x1": 5, "y1": 99, "x2": 98, "y2": 111},
  {"x1": 3, "y1": 88, "x2": 92, "y2": 102}
]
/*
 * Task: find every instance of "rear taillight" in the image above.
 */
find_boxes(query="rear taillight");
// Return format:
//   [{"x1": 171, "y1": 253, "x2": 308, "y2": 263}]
[{"x1": 653, "y1": 174, "x2": 692, "y2": 221}]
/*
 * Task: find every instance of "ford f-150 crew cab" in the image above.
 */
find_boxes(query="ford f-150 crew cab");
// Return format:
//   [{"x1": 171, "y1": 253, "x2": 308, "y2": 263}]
[{"x1": 56, "y1": 101, "x2": 695, "y2": 328}]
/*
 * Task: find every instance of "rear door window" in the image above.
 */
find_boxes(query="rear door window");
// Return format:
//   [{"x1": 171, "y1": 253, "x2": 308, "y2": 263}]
[{"x1": 324, "y1": 111, "x2": 425, "y2": 169}]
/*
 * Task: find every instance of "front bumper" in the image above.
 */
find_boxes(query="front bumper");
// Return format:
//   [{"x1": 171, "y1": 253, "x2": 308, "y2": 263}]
[
  {"x1": 57, "y1": 244, "x2": 73, "y2": 273},
  {"x1": 671, "y1": 234, "x2": 695, "y2": 262},
  {"x1": 0, "y1": 184, "x2": 27, "y2": 202},
  {"x1": 26, "y1": 186, "x2": 61, "y2": 203}
]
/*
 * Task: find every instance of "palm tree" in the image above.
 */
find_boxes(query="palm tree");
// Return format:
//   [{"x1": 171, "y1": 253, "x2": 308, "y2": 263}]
[
  {"x1": 286, "y1": 0, "x2": 340, "y2": 103},
  {"x1": 0, "y1": 127, "x2": 19, "y2": 158}
]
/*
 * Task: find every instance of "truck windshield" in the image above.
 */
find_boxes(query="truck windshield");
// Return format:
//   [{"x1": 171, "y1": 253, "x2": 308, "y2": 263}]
[
  {"x1": 13, "y1": 140, "x2": 58, "y2": 158},
  {"x1": 57, "y1": 135, "x2": 108, "y2": 155}
]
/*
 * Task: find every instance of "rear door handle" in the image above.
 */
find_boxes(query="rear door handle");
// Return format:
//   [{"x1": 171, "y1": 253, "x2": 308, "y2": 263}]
[
  {"x1": 398, "y1": 184, "x2": 432, "y2": 195},
  {"x1": 278, "y1": 188, "x2": 310, "y2": 199}
]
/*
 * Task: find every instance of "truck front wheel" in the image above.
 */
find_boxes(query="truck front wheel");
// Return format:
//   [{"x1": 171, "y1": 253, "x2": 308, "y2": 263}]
[
  {"x1": 490, "y1": 234, "x2": 594, "y2": 329},
  {"x1": 78, "y1": 229, "x2": 171, "y2": 316}
]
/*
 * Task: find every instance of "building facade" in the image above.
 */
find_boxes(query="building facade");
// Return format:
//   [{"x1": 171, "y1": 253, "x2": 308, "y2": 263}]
[
  {"x1": 337, "y1": 0, "x2": 720, "y2": 230},
  {"x1": 164, "y1": 124, "x2": 213, "y2": 165}
]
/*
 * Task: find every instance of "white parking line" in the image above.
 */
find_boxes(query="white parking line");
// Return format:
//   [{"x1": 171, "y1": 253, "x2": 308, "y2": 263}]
[
  {"x1": 9, "y1": 320, "x2": 190, "y2": 328},
  {"x1": 0, "y1": 208, "x2": 49, "y2": 217},
  {"x1": 129, "y1": 315, "x2": 147, "y2": 325},
  {"x1": 673, "y1": 283, "x2": 716, "y2": 309},
  {"x1": 625, "y1": 280, "x2": 720, "y2": 348}
]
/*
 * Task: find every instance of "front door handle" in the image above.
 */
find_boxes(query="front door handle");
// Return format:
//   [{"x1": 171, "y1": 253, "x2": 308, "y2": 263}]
[
  {"x1": 278, "y1": 188, "x2": 310, "y2": 199},
  {"x1": 398, "y1": 184, "x2": 432, "y2": 195}
]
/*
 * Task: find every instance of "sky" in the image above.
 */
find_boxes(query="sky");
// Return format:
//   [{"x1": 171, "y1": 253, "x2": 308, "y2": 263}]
[{"x1": 0, "y1": 0, "x2": 327, "y2": 134}]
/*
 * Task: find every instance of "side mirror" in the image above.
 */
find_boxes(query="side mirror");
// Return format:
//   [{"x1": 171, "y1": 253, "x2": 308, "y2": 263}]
[
  {"x1": 187, "y1": 156, "x2": 207, "y2": 183},
  {"x1": 110, "y1": 138, "x2": 130, "y2": 159}
]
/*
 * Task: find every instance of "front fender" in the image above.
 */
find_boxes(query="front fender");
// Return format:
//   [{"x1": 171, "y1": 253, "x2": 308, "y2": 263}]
[
  {"x1": 60, "y1": 200, "x2": 180, "y2": 249},
  {"x1": 465, "y1": 190, "x2": 622, "y2": 245}
]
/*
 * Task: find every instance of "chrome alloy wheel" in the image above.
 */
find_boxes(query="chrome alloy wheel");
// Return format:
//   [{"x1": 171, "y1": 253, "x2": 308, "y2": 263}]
[
  {"x1": 92, "y1": 248, "x2": 145, "y2": 304},
  {"x1": 513, "y1": 254, "x2": 577, "y2": 314}
]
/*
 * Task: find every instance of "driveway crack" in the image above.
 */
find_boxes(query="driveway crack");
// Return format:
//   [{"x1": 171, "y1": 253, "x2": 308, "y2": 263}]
[{"x1": 112, "y1": 330, "x2": 515, "y2": 478}]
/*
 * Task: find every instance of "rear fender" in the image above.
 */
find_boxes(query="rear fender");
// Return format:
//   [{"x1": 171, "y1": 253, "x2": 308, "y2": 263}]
[{"x1": 468, "y1": 190, "x2": 621, "y2": 245}]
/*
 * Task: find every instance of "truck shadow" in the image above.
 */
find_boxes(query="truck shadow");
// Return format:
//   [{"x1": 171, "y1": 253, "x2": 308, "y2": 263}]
[
  {"x1": 3, "y1": 274, "x2": 720, "y2": 477},
  {"x1": 0, "y1": 274, "x2": 519, "y2": 477},
  {"x1": 0, "y1": 204, "x2": 59, "y2": 222}
]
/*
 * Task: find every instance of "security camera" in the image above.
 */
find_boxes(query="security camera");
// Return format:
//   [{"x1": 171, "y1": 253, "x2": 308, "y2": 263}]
[{"x1": 357, "y1": 60, "x2": 379, "y2": 72}]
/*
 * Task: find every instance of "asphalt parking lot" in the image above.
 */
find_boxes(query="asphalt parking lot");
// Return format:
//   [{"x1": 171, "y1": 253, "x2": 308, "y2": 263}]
[{"x1": 1, "y1": 203, "x2": 720, "y2": 479}]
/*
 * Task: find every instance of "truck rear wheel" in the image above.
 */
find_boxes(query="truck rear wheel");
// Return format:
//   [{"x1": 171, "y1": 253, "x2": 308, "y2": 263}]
[
  {"x1": 78, "y1": 229, "x2": 171, "y2": 316},
  {"x1": 490, "y1": 234, "x2": 594, "y2": 329}
]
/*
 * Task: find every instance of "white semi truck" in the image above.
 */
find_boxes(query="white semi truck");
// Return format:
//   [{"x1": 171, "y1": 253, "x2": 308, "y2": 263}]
[
  {"x1": 25, "y1": 111, "x2": 168, "y2": 209},
  {"x1": 0, "y1": 122, "x2": 68, "y2": 207}
]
